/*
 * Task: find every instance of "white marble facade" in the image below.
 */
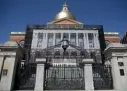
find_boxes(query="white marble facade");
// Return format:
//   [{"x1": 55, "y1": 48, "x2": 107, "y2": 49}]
[{"x1": 31, "y1": 29, "x2": 100, "y2": 50}]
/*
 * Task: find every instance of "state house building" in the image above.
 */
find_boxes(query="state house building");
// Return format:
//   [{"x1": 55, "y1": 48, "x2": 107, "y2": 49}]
[{"x1": 0, "y1": 2, "x2": 127, "y2": 91}]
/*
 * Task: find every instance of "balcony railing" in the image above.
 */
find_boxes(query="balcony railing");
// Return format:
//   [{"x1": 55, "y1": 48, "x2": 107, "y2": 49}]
[
  {"x1": 29, "y1": 49, "x2": 101, "y2": 63},
  {"x1": 27, "y1": 24, "x2": 103, "y2": 30}
]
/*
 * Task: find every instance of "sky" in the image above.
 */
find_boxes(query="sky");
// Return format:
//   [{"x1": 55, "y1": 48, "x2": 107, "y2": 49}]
[{"x1": 0, "y1": 0, "x2": 127, "y2": 43}]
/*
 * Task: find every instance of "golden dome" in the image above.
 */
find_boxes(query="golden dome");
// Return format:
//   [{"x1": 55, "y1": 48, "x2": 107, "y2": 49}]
[{"x1": 55, "y1": 2, "x2": 76, "y2": 20}]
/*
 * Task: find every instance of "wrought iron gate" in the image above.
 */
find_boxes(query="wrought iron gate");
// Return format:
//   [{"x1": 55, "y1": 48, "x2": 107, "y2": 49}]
[
  {"x1": 14, "y1": 63, "x2": 36, "y2": 90},
  {"x1": 44, "y1": 65, "x2": 85, "y2": 90},
  {"x1": 93, "y1": 64, "x2": 113, "y2": 90}
]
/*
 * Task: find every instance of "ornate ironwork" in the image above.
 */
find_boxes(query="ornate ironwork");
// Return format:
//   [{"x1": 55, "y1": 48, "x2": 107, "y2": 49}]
[
  {"x1": 44, "y1": 64, "x2": 85, "y2": 90},
  {"x1": 92, "y1": 64, "x2": 113, "y2": 90},
  {"x1": 14, "y1": 63, "x2": 37, "y2": 90},
  {"x1": 30, "y1": 49, "x2": 101, "y2": 63},
  {"x1": 34, "y1": 49, "x2": 100, "y2": 57}
]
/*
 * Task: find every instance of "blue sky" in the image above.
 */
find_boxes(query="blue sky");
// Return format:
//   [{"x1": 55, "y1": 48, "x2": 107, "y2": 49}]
[{"x1": 0, "y1": 0, "x2": 127, "y2": 43}]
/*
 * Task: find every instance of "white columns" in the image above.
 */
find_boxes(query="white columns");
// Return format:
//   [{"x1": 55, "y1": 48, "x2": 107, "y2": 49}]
[
  {"x1": 46, "y1": 33, "x2": 48, "y2": 47},
  {"x1": 84, "y1": 33, "x2": 87, "y2": 49},
  {"x1": 96, "y1": 34, "x2": 100, "y2": 49},
  {"x1": 76, "y1": 33, "x2": 78, "y2": 46},
  {"x1": 32, "y1": 33, "x2": 38, "y2": 48},
  {"x1": 42, "y1": 33, "x2": 48, "y2": 48},
  {"x1": 61, "y1": 33, "x2": 63, "y2": 40},
  {"x1": 69, "y1": 33, "x2": 70, "y2": 41},
  {"x1": 86, "y1": 33, "x2": 89, "y2": 49},
  {"x1": 93, "y1": 33, "x2": 97, "y2": 49},
  {"x1": 35, "y1": 58, "x2": 46, "y2": 91},
  {"x1": 53, "y1": 33, "x2": 56, "y2": 45}
]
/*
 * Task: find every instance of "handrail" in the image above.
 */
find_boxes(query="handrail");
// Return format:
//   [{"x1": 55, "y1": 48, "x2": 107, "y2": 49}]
[{"x1": 27, "y1": 24, "x2": 103, "y2": 30}]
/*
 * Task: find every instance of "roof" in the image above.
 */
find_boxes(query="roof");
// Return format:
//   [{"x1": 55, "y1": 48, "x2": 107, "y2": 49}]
[
  {"x1": 104, "y1": 43, "x2": 127, "y2": 51},
  {"x1": 3, "y1": 41, "x2": 18, "y2": 47},
  {"x1": 104, "y1": 32, "x2": 119, "y2": 36},
  {"x1": 10, "y1": 32, "x2": 25, "y2": 35}
]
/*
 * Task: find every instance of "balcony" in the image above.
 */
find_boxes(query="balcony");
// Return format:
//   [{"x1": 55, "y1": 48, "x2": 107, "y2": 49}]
[{"x1": 27, "y1": 24, "x2": 103, "y2": 30}]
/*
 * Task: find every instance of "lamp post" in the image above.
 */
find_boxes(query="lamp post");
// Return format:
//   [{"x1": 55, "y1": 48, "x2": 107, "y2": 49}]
[
  {"x1": 61, "y1": 36, "x2": 69, "y2": 52},
  {"x1": 61, "y1": 36, "x2": 69, "y2": 59}
]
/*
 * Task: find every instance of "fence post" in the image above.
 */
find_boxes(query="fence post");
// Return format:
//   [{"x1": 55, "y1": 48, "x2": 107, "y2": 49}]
[
  {"x1": 82, "y1": 59, "x2": 94, "y2": 90},
  {"x1": 84, "y1": 64, "x2": 94, "y2": 90},
  {"x1": 34, "y1": 58, "x2": 46, "y2": 91}
]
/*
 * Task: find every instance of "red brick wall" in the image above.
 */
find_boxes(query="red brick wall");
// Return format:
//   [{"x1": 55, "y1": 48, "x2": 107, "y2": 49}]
[
  {"x1": 10, "y1": 37, "x2": 25, "y2": 42},
  {"x1": 105, "y1": 37, "x2": 120, "y2": 43}
]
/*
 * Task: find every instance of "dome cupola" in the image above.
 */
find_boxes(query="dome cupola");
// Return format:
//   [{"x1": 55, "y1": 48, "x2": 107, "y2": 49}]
[{"x1": 55, "y1": 2, "x2": 76, "y2": 20}]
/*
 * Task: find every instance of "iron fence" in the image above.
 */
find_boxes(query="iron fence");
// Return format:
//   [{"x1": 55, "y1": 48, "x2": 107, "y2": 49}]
[
  {"x1": 44, "y1": 64, "x2": 85, "y2": 90},
  {"x1": 15, "y1": 63, "x2": 37, "y2": 90},
  {"x1": 29, "y1": 49, "x2": 102, "y2": 64},
  {"x1": 31, "y1": 48, "x2": 100, "y2": 58},
  {"x1": 92, "y1": 64, "x2": 113, "y2": 90}
]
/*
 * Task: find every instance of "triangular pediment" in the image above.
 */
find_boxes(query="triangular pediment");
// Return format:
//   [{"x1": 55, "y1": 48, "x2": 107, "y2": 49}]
[{"x1": 48, "y1": 18, "x2": 83, "y2": 25}]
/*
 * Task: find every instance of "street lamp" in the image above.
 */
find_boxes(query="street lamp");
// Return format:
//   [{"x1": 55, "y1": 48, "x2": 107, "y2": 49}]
[{"x1": 61, "y1": 36, "x2": 69, "y2": 52}]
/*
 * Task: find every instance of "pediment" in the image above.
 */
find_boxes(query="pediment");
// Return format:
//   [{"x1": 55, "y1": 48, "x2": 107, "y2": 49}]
[
  {"x1": 48, "y1": 18, "x2": 83, "y2": 25},
  {"x1": 55, "y1": 19, "x2": 77, "y2": 24}
]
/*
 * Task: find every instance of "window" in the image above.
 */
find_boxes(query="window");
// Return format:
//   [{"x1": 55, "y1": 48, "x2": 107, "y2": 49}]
[
  {"x1": 78, "y1": 33, "x2": 84, "y2": 48},
  {"x1": 55, "y1": 33, "x2": 61, "y2": 45},
  {"x1": 63, "y1": 33, "x2": 69, "y2": 39},
  {"x1": 37, "y1": 33, "x2": 43, "y2": 48},
  {"x1": 70, "y1": 33, "x2": 76, "y2": 45},
  {"x1": 89, "y1": 44, "x2": 94, "y2": 48},
  {"x1": 48, "y1": 33, "x2": 53, "y2": 47},
  {"x1": 88, "y1": 33, "x2": 93, "y2": 40},
  {"x1": 38, "y1": 33, "x2": 43, "y2": 39},
  {"x1": 2, "y1": 69, "x2": 8, "y2": 76},
  {"x1": 120, "y1": 69, "x2": 125, "y2": 76},
  {"x1": 88, "y1": 33, "x2": 94, "y2": 48},
  {"x1": 118, "y1": 62, "x2": 124, "y2": 66}
]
